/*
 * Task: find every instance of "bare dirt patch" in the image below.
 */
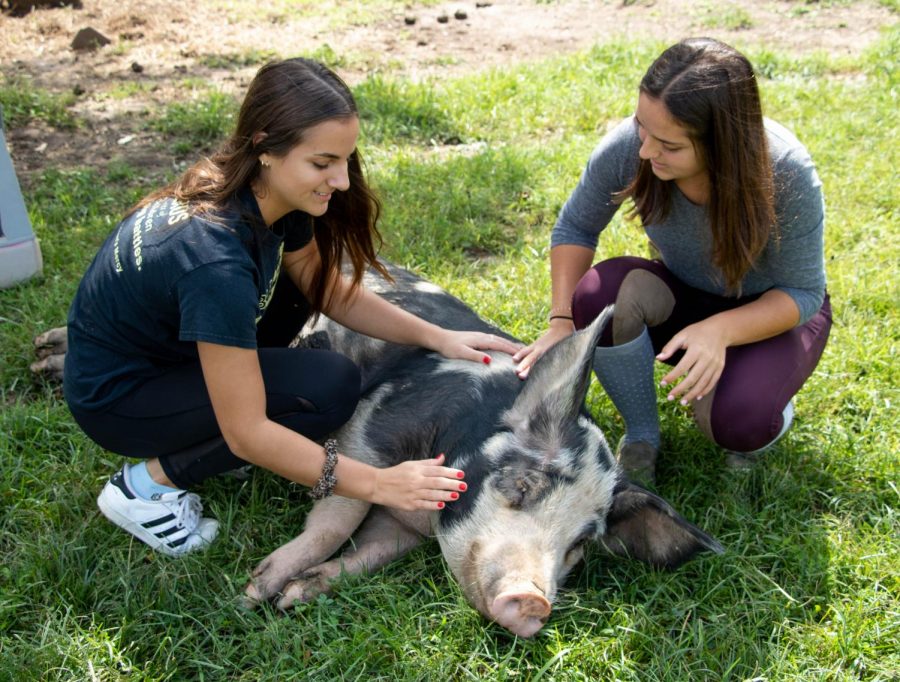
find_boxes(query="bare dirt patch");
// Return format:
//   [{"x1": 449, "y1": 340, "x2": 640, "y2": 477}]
[{"x1": 0, "y1": 0, "x2": 895, "y2": 186}]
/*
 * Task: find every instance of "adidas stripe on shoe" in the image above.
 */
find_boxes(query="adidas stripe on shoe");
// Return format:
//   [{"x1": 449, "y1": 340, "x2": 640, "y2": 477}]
[{"x1": 97, "y1": 464, "x2": 219, "y2": 557}]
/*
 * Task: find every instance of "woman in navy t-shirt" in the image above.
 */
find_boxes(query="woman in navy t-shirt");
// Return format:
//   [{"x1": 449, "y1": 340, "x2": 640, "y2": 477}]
[{"x1": 63, "y1": 58, "x2": 519, "y2": 557}]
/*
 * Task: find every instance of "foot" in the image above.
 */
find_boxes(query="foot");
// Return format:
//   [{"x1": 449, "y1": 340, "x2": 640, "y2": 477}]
[
  {"x1": 616, "y1": 438, "x2": 658, "y2": 486},
  {"x1": 97, "y1": 464, "x2": 219, "y2": 557}
]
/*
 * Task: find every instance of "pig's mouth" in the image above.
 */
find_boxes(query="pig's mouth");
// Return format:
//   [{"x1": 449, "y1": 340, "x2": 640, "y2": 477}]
[{"x1": 489, "y1": 584, "x2": 552, "y2": 638}]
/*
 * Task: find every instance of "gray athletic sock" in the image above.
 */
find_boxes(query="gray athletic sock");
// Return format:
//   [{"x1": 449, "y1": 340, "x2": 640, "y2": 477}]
[{"x1": 592, "y1": 326, "x2": 660, "y2": 448}]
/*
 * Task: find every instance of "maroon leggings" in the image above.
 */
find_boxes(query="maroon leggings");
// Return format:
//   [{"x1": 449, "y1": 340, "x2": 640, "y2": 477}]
[{"x1": 572, "y1": 257, "x2": 832, "y2": 452}]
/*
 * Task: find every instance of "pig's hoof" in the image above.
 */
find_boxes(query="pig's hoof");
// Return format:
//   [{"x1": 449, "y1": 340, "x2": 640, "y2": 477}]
[
  {"x1": 29, "y1": 353, "x2": 65, "y2": 381},
  {"x1": 242, "y1": 581, "x2": 265, "y2": 609},
  {"x1": 33, "y1": 326, "x2": 68, "y2": 357},
  {"x1": 276, "y1": 573, "x2": 331, "y2": 610},
  {"x1": 246, "y1": 556, "x2": 294, "y2": 603}
]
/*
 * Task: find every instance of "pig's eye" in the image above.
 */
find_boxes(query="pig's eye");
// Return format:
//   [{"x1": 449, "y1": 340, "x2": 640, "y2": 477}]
[
  {"x1": 564, "y1": 533, "x2": 592, "y2": 561},
  {"x1": 565, "y1": 522, "x2": 597, "y2": 560},
  {"x1": 564, "y1": 539, "x2": 587, "y2": 565}
]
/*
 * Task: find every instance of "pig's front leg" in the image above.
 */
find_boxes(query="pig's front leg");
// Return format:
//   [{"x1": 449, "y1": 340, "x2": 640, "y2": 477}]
[
  {"x1": 276, "y1": 506, "x2": 427, "y2": 610},
  {"x1": 244, "y1": 495, "x2": 371, "y2": 607}
]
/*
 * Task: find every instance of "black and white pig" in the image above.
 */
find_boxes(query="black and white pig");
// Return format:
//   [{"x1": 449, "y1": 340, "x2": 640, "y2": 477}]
[{"x1": 243, "y1": 262, "x2": 723, "y2": 638}]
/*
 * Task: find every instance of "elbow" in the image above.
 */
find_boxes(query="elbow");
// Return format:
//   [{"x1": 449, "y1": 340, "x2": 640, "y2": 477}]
[
  {"x1": 219, "y1": 421, "x2": 263, "y2": 463},
  {"x1": 774, "y1": 286, "x2": 820, "y2": 327},
  {"x1": 222, "y1": 432, "x2": 252, "y2": 461}
]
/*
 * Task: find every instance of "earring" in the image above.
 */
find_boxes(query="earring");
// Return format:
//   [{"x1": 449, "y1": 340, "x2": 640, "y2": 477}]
[{"x1": 260, "y1": 158, "x2": 270, "y2": 168}]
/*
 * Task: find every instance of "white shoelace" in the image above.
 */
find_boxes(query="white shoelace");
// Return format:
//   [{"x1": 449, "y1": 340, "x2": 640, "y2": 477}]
[{"x1": 172, "y1": 493, "x2": 202, "y2": 531}]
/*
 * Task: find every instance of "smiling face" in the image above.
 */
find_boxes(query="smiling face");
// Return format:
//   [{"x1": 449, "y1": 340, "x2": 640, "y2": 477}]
[
  {"x1": 255, "y1": 116, "x2": 360, "y2": 225},
  {"x1": 635, "y1": 92, "x2": 709, "y2": 202}
]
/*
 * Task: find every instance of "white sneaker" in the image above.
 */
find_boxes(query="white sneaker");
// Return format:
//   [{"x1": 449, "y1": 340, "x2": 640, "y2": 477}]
[{"x1": 97, "y1": 464, "x2": 219, "y2": 557}]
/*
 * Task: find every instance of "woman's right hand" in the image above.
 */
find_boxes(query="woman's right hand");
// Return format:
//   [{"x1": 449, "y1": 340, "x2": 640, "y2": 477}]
[
  {"x1": 372, "y1": 453, "x2": 467, "y2": 511},
  {"x1": 512, "y1": 320, "x2": 575, "y2": 379}
]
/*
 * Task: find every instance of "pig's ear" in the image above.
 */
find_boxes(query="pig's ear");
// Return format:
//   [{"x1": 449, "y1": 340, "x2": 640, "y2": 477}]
[
  {"x1": 598, "y1": 481, "x2": 724, "y2": 569},
  {"x1": 508, "y1": 306, "x2": 614, "y2": 426}
]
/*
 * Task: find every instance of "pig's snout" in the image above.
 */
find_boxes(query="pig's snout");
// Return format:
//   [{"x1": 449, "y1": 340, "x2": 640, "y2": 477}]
[{"x1": 490, "y1": 587, "x2": 551, "y2": 638}]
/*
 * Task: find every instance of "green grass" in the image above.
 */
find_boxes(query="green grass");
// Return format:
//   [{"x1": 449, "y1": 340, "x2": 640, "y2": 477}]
[
  {"x1": 0, "y1": 76, "x2": 78, "y2": 130},
  {"x1": 696, "y1": 2, "x2": 754, "y2": 31},
  {"x1": 1, "y1": 22, "x2": 899, "y2": 682},
  {"x1": 150, "y1": 91, "x2": 239, "y2": 155}
]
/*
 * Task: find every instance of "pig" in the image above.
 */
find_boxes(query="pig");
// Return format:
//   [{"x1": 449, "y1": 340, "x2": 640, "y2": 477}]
[
  {"x1": 241, "y1": 262, "x2": 723, "y2": 638},
  {"x1": 31, "y1": 263, "x2": 723, "y2": 636}
]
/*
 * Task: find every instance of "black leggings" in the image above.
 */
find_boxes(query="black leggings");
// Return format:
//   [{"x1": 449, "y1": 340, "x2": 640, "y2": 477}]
[{"x1": 71, "y1": 276, "x2": 361, "y2": 489}]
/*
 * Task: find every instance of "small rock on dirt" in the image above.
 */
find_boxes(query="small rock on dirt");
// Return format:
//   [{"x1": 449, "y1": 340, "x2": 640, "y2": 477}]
[
  {"x1": 71, "y1": 26, "x2": 111, "y2": 51},
  {"x1": 454, "y1": 9, "x2": 468, "y2": 20}
]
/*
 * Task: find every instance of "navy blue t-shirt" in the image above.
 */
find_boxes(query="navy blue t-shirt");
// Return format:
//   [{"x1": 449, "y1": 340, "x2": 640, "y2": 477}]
[{"x1": 64, "y1": 191, "x2": 313, "y2": 412}]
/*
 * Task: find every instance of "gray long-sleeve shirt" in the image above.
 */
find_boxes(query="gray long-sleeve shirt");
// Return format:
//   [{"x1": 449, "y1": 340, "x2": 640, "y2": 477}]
[{"x1": 551, "y1": 116, "x2": 827, "y2": 324}]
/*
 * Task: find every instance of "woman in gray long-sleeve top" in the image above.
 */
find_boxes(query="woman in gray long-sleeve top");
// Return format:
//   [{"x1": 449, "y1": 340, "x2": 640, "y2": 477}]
[{"x1": 512, "y1": 38, "x2": 832, "y2": 483}]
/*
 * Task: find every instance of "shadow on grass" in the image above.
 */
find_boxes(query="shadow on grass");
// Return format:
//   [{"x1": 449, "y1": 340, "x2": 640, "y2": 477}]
[{"x1": 549, "y1": 430, "x2": 840, "y2": 679}]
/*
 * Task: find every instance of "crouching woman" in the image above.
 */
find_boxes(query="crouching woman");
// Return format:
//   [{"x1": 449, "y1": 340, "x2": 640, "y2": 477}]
[
  {"x1": 513, "y1": 38, "x2": 832, "y2": 483},
  {"x1": 64, "y1": 58, "x2": 518, "y2": 556}
]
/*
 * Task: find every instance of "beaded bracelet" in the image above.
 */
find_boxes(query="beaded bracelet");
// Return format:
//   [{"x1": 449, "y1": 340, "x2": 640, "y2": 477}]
[{"x1": 310, "y1": 438, "x2": 339, "y2": 500}]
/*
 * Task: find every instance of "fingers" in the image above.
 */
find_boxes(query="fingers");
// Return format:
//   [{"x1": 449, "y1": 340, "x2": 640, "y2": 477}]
[
  {"x1": 513, "y1": 326, "x2": 573, "y2": 379},
  {"x1": 463, "y1": 347, "x2": 493, "y2": 365},
  {"x1": 661, "y1": 354, "x2": 723, "y2": 404},
  {"x1": 449, "y1": 331, "x2": 522, "y2": 360},
  {"x1": 479, "y1": 333, "x2": 522, "y2": 356},
  {"x1": 660, "y1": 355, "x2": 689, "y2": 389},
  {"x1": 655, "y1": 334, "x2": 684, "y2": 363},
  {"x1": 511, "y1": 343, "x2": 534, "y2": 363},
  {"x1": 401, "y1": 453, "x2": 468, "y2": 511},
  {"x1": 422, "y1": 453, "x2": 466, "y2": 491},
  {"x1": 515, "y1": 348, "x2": 540, "y2": 380}
]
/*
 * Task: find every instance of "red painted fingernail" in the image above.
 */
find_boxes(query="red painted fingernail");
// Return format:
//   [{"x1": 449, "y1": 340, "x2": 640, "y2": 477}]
[
  {"x1": 450, "y1": 492, "x2": 459, "y2": 500},
  {"x1": 456, "y1": 471, "x2": 464, "y2": 479},
  {"x1": 459, "y1": 482, "x2": 467, "y2": 492},
  {"x1": 437, "y1": 501, "x2": 445, "y2": 509},
  {"x1": 483, "y1": 355, "x2": 491, "y2": 364}
]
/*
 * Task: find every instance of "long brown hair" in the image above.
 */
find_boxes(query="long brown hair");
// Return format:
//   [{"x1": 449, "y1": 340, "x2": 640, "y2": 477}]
[
  {"x1": 617, "y1": 38, "x2": 775, "y2": 293},
  {"x1": 137, "y1": 57, "x2": 389, "y2": 314}
]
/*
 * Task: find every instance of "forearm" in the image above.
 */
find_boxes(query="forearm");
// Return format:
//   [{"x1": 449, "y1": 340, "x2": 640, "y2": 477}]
[
  {"x1": 325, "y1": 279, "x2": 442, "y2": 350},
  {"x1": 709, "y1": 289, "x2": 800, "y2": 347},
  {"x1": 231, "y1": 418, "x2": 378, "y2": 502},
  {"x1": 549, "y1": 244, "x2": 596, "y2": 317}
]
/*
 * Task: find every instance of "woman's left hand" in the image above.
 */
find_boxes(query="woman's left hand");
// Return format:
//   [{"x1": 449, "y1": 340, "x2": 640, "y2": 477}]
[
  {"x1": 434, "y1": 329, "x2": 522, "y2": 365},
  {"x1": 656, "y1": 318, "x2": 729, "y2": 404}
]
